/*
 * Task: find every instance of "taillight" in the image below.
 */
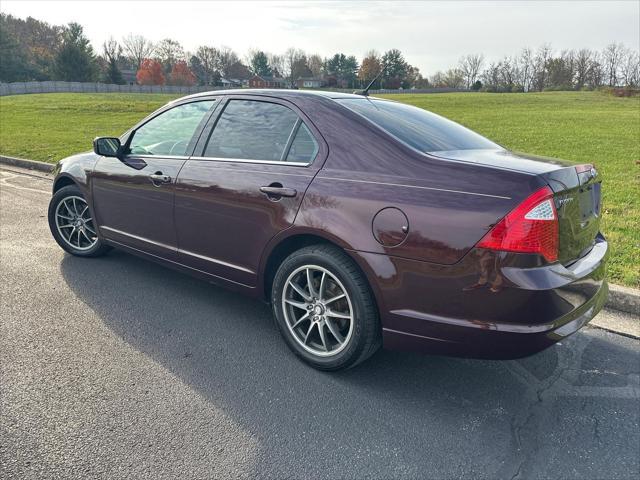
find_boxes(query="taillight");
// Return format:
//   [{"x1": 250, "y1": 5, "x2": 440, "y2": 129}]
[{"x1": 477, "y1": 186, "x2": 559, "y2": 262}]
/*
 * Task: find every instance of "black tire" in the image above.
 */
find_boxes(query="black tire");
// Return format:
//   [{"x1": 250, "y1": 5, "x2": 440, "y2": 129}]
[
  {"x1": 48, "y1": 184, "x2": 111, "y2": 257},
  {"x1": 271, "y1": 244, "x2": 381, "y2": 371}
]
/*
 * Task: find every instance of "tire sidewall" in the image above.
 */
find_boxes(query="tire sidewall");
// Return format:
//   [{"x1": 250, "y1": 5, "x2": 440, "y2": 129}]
[
  {"x1": 48, "y1": 185, "x2": 106, "y2": 257},
  {"x1": 271, "y1": 247, "x2": 371, "y2": 370}
]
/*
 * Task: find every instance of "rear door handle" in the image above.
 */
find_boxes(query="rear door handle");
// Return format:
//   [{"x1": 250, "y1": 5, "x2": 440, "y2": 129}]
[
  {"x1": 260, "y1": 185, "x2": 297, "y2": 199},
  {"x1": 149, "y1": 172, "x2": 172, "y2": 185}
]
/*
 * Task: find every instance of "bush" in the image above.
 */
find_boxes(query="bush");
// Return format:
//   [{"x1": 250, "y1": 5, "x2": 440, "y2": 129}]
[{"x1": 612, "y1": 86, "x2": 639, "y2": 97}]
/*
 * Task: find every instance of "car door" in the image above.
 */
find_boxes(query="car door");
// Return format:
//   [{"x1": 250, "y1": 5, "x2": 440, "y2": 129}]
[
  {"x1": 91, "y1": 99, "x2": 217, "y2": 260},
  {"x1": 174, "y1": 96, "x2": 327, "y2": 286}
]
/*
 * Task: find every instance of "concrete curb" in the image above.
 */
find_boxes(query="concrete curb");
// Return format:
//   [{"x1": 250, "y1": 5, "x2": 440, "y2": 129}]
[
  {"x1": 0, "y1": 155, "x2": 54, "y2": 173},
  {"x1": 0, "y1": 154, "x2": 638, "y2": 317},
  {"x1": 607, "y1": 284, "x2": 640, "y2": 316}
]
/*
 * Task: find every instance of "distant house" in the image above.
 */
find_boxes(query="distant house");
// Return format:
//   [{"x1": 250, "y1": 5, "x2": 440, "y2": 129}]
[
  {"x1": 220, "y1": 78, "x2": 245, "y2": 88},
  {"x1": 121, "y1": 69, "x2": 137, "y2": 85},
  {"x1": 296, "y1": 77, "x2": 325, "y2": 89},
  {"x1": 249, "y1": 75, "x2": 288, "y2": 88}
]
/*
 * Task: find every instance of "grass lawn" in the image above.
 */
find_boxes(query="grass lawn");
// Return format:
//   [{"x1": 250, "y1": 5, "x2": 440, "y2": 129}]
[{"x1": 1, "y1": 91, "x2": 638, "y2": 287}]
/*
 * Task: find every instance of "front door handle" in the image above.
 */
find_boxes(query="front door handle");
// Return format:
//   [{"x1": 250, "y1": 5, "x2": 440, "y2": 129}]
[
  {"x1": 260, "y1": 185, "x2": 297, "y2": 199},
  {"x1": 149, "y1": 172, "x2": 172, "y2": 185}
]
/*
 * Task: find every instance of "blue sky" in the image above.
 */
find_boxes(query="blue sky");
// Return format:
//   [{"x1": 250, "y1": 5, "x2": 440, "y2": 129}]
[{"x1": 2, "y1": 1, "x2": 639, "y2": 74}]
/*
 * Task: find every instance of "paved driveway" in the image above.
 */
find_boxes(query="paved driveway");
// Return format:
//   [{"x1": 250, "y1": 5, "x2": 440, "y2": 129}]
[{"x1": 1, "y1": 168, "x2": 639, "y2": 479}]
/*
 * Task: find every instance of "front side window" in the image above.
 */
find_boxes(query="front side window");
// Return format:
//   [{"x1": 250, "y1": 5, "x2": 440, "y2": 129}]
[
  {"x1": 336, "y1": 98, "x2": 499, "y2": 153},
  {"x1": 129, "y1": 100, "x2": 215, "y2": 156},
  {"x1": 204, "y1": 100, "x2": 318, "y2": 163}
]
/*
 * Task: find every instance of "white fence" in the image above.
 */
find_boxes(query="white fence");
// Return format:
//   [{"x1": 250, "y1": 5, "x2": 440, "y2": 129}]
[
  {"x1": 0, "y1": 81, "x2": 222, "y2": 96},
  {"x1": 0, "y1": 81, "x2": 465, "y2": 97}
]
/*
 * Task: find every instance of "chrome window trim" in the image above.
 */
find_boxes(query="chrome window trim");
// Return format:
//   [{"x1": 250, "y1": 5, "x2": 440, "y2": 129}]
[
  {"x1": 189, "y1": 156, "x2": 311, "y2": 167},
  {"x1": 198, "y1": 97, "x2": 321, "y2": 167},
  {"x1": 123, "y1": 99, "x2": 218, "y2": 158},
  {"x1": 124, "y1": 154, "x2": 190, "y2": 160}
]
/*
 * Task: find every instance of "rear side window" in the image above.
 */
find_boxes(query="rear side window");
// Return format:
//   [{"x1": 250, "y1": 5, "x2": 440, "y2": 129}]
[
  {"x1": 286, "y1": 123, "x2": 318, "y2": 162},
  {"x1": 336, "y1": 98, "x2": 499, "y2": 153},
  {"x1": 204, "y1": 100, "x2": 318, "y2": 163}
]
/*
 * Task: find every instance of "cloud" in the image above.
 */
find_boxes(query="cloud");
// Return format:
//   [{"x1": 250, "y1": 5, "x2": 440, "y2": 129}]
[{"x1": 2, "y1": 0, "x2": 638, "y2": 74}]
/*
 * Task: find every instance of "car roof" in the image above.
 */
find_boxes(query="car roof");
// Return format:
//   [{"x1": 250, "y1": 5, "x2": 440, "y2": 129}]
[{"x1": 177, "y1": 89, "x2": 378, "y2": 103}]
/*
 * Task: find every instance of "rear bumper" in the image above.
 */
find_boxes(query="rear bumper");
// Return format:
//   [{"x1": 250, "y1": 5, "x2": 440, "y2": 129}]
[
  {"x1": 382, "y1": 279, "x2": 607, "y2": 359},
  {"x1": 353, "y1": 236, "x2": 609, "y2": 359}
]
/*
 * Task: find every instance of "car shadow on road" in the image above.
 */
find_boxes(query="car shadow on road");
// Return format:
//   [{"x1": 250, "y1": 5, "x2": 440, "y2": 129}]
[{"x1": 59, "y1": 250, "x2": 640, "y2": 479}]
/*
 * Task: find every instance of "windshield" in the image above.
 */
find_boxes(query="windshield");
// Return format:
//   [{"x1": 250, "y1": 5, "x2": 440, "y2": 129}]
[{"x1": 336, "y1": 98, "x2": 500, "y2": 153}]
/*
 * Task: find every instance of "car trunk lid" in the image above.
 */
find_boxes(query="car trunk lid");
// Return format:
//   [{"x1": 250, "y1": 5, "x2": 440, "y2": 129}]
[
  {"x1": 430, "y1": 149, "x2": 602, "y2": 264},
  {"x1": 543, "y1": 164, "x2": 602, "y2": 264}
]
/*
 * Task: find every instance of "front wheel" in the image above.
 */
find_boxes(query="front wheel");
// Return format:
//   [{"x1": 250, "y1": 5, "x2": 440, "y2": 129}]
[
  {"x1": 48, "y1": 185, "x2": 110, "y2": 257},
  {"x1": 271, "y1": 244, "x2": 381, "y2": 370}
]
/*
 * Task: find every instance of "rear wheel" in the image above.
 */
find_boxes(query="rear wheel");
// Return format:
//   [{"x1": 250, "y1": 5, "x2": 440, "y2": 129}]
[
  {"x1": 48, "y1": 185, "x2": 110, "y2": 257},
  {"x1": 271, "y1": 244, "x2": 381, "y2": 370}
]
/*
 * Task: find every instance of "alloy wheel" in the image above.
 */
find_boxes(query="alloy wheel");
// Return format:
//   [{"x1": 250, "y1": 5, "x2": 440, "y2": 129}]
[
  {"x1": 54, "y1": 195, "x2": 98, "y2": 251},
  {"x1": 281, "y1": 264, "x2": 354, "y2": 357}
]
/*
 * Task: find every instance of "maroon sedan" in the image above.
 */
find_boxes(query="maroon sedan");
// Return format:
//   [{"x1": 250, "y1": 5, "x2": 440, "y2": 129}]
[{"x1": 48, "y1": 90, "x2": 608, "y2": 370}]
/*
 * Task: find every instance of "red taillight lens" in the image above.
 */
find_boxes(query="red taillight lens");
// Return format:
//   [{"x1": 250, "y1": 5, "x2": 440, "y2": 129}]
[{"x1": 477, "y1": 186, "x2": 559, "y2": 262}]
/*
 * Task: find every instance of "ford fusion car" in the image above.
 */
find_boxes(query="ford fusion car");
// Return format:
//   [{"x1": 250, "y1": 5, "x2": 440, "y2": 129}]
[{"x1": 48, "y1": 90, "x2": 608, "y2": 370}]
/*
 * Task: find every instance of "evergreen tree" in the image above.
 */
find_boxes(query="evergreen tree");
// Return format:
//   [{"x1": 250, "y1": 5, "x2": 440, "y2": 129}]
[
  {"x1": 55, "y1": 23, "x2": 97, "y2": 81},
  {"x1": 249, "y1": 50, "x2": 272, "y2": 77},
  {"x1": 0, "y1": 26, "x2": 29, "y2": 82},
  {"x1": 102, "y1": 38, "x2": 125, "y2": 84}
]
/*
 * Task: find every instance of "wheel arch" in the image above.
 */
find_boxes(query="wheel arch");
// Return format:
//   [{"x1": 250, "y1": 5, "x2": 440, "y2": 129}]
[
  {"x1": 259, "y1": 230, "x2": 386, "y2": 320},
  {"x1": 52, "y1": 174, "x2": 79, "y2": 193}
]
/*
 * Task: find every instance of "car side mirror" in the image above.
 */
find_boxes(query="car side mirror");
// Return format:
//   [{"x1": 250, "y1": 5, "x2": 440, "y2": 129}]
[{"x1": 93, "y1": 137, "x2": 122, "y2": 158}]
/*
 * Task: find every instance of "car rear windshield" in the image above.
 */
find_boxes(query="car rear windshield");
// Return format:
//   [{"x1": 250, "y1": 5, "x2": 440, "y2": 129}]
[{"x1": 336, "y1": 98, "x2": 500, "y2": 153}]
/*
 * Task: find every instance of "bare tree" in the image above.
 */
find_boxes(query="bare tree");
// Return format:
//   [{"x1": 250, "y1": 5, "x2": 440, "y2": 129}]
[
  {"x1": 430, "y1": 68, "x2": 464, "y2": 88},
  {"x1": 516, "y1": 47, "x2": 534, "y2": 91},
  {"x1": 195, "y1": 45, "x2": 219, "y2": 85},
  {"x1": 283, "y1": 47, "x2": 306, "y2": 86},
  {"x1": 546, "y1": 50, "x2": 575, "y2": 89},
  {"x1": 480, "y1": 62, "x2": 501, "y2": 90},
  {"x1": 620, "y1": 49, "x2": 640, "y2": 86},
  {"x1": 307, "y1": 53, "x2": 324, "y2": 78},
  {"x1": 122, "y1": 34, "x2": 154, "y2": 70},
  {"x1": 102, "y1": 37, "x2": 124, "y2": 84},
  {"x1": 532, "y1": 44, "x2": 553, "y2": 91},
  {"x1": 589, "y1": 52, "x2": 605, "y2": 87},
  {"x1": 155, "y1": 38, "x2": 185, "y2": 71},
  {"x1": 574, "y1": 49, "x2": 594, "y2": 89},
  {"x1": 267, "y1": 53, "x2": 284, "y2": 77},
  {"x1": 602, "y1": 42, "x2": 624, "y2": 86},
  {"x1": 458, "y1": 53, "x2": 484, "y2": 89},
  {"x1": 103, "y1": 37, "x2": 122, "y2": 64},
  {"x1": 217, "y1": 46, "x2": 239, "y2": 78},
  {"x1": 498, "y1": 56, "x2": 517, "y2": 87}
]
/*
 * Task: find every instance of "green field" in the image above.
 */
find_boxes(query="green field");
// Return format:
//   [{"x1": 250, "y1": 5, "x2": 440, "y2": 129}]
[{"x1": 1, "y1": 91, "x2": 638, "y2": 287}]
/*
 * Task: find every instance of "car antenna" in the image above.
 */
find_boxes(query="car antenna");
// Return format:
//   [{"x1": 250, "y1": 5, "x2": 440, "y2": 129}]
[{"x1": 354, "y1": 66, "x2": 385, "y2": 97}]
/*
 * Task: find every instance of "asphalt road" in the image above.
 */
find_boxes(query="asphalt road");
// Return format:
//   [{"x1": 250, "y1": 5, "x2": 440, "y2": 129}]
[{"x1": 1, "y1": 167, "x2": 639, "y2": 480}]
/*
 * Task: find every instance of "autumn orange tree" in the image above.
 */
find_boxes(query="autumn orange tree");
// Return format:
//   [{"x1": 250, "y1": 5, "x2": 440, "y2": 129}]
[
  {"x1": 168, "y1": 61, "x2": 197, "y2": 86},
  {"x1": 136, "y1": 58, "x2": 165, "y2": 85}
]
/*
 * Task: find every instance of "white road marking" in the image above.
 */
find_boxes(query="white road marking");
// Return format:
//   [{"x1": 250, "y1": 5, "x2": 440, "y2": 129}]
[{"x1": 0, "y1": 171, "x2": 51, "y2": 194}]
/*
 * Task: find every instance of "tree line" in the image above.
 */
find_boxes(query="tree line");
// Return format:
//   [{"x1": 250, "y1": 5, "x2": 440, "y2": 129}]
[
  {"x1": 1, "y1": 13, "x2": 638, "y2": 92},
  {"x1": 435, "y1": 45, "x2": 639, "y2": 92}
]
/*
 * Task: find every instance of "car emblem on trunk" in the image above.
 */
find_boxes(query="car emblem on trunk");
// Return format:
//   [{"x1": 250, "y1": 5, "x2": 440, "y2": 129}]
[{"x1": 557, "y1": 196, "x2": 573, "y2": 208}]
